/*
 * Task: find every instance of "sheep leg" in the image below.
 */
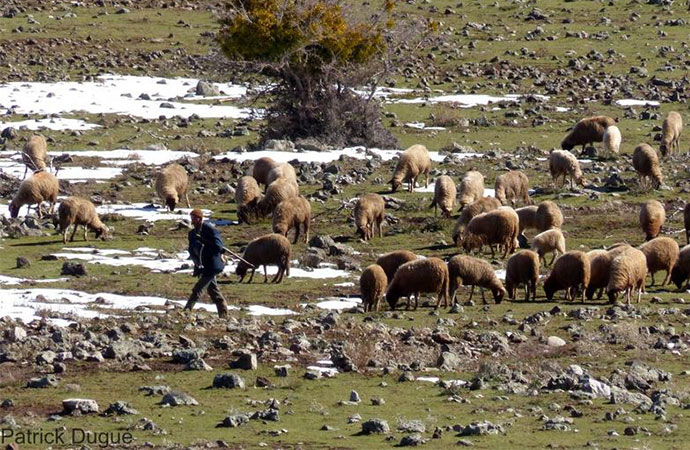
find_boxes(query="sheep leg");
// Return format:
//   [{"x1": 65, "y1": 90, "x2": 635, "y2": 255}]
[
  {"x1": 70, "y1": 224, "x2": 78, "y2": 242},
  {"x1": 293, "y1": 225, "x2": 300, "y2": 245},
  {"x1": 650, "y1": 272, "x2": 655, "y2": 287},
  {"x1": 184, "y1": 193, "x2": 191, "y2": 208},
  {"x1": 414, "y1": 292, "x2": 420, "y2": 310},
  {"x1": 62, "y1": 228, "x2": 68, "y2": 244},
  {"x1": 469, "y1": 285, "x2": 475, "y2": 301},
  {"x1": 248, "y1": 267, "x2": 256, "y2": 283},
  {"x1": 263, "y1": 265, "x2": 268, "y2": 283},
  {"x1": 272, "y1": 266, "x2": 283, "y2": 283},
  {"x1": 663, "y1": 270, "x2": 671, "y2": 286},
  {"x1": 549, "y1": 251, "x2": 557, "y2": 267},
  {"x1": 377, "y1": 215, "x2": 383, "y2": 239},
  {"x1": 480, "y1": 288, "x2": 486, "y2": 304},
  {"x1": 304, "y1": 220, "x2": 310, "y2": 243},
  {"x1": 83, "y1": 225, "x2": 89, "y2": 242}
]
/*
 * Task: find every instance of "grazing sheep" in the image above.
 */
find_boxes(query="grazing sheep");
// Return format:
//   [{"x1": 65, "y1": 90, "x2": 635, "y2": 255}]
[
  {"x1": 257, "y1": 177, "x2": 300, "y2": 218},
  {"x1": 452, "y1": 197, "x2": 502, "y2": 244},
  {"x1": 531, "y1": 228, "x2": 566, "y2": 266},
  {"x1": 516, "y1": 205, "x2": 538, "y2": 240},
  {"x1": 354, "y1": 193, "x2": 385, "y2": 240},
  {"x1": 376, "y1": 250, "x2": 417, "y2": 282},
  {"x1": 389, "y1": 144, "x2": 432, "y2": 192},
  {"x1": 21, "y1": 135, "x2": 47, "y2": 179},
  {"x1": 549, "y1": 150, "x2": 585, "y2": 189},
  {"x1": 385, "y1": 257, "x2": 449, "y2": 310},
  {"x1": 57, "y1": 196, "x2": 109, "y2": 244},
  {"x1": 659, "y1": 111, "x2": 682, "y2": 157},
  {"x1": 236, "y1": 233, "x2": 291, "y2": 283},
  {"x1": 494, "y1": 170, "x2": 530, "y2": 206},
  {"x1": 252, "y1": 156, "x2": 279, "y2": 186},
  {"x1": 457, "y1": 171, "x2": 484, "y2": 210},
  {"x1": 235, "y1": 175, "x2": 263, "y2": 224},
  {"x1": 155, "y1": 163, "x2": 190, "y2": 211},
  {"x1": 462, "y1": 207, "x2": 519, "y2": 258},
  {"x1": 561, "y1": 115, "x2": 616, "y2": 151},
  {"x1": 272, "y1": 195, "x2": 311, "y2": 244},
  {"x1": 447, "y1": 255, "x2": 506, "y2": 304},
  {"x1": 586, "y1": 244, "x2": 631, "y2": 300},
  {"x1": 639, "y1": 237, "x2": 679, "y2": 286},
  {"x1": 430, "y1": 175, "x2": 457, "y2": 217},
  {"x1": 505, "y1": 250, "x2": 540, "y2": 301},
  {"x1": 671, "y1": 245, "x2": 690, "y2": 290},
  {"x1": 607, "y1": 247, "x2": 647, "y2": 304},
  {"x1": 684, "y1": 203, "x2": 690, "y2": 245},
  {"x1": 602, "y1": 125, "x2": 622, "y2": 156},
  {"x1": 266, "y1": 162, "x2": 297, "y2": 187},
  {"x1": 632, "y1": 143, "x2": 663, "y2": 189},
  {"x1": 535, "y1": 200, "x2": 564, "y2": 232},
  {"x1": 639, "y1": 200, "x2": 665, "y2": 241},
  {"x1": 543, "y1": 251, "x2": 590, "y2": 302},
  {"x1": 360, "y1": 264, "x2": 387, "y2": 312},
  {"x1": 8, "y1": 171, "x2": 59, "y2": 218}
]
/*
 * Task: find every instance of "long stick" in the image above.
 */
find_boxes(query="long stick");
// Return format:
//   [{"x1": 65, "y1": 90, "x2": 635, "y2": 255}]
[{"x1": 222, "y1": 246, "x2": 254, "y2": 269}]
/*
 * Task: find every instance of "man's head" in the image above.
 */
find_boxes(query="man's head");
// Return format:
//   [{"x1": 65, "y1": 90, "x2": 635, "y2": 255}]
[{"x1": 190, "y1": 208, "x2": 203, "y2": 227}]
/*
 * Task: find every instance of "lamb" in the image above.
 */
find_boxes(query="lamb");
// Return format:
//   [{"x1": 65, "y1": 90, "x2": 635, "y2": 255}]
[
  {"x1": 632, "y1": 143, "x2": 663, "y2": 189},
  {"x1": 461, "y1": 207, "x2": 519, "y2": 258},
  {"x1": 585, "y1": 244, "x2": 631, "y2": 300},
  {"x1": 531, "y1": 228, "x2": 566, "y2": 266},
  {"x1": 602, "y1": 125, "x2": 621, "y2": 156},
  {"x1": 451, "y1": 197, "x2": 502, "y2": 244},
  {"x1": 607, "y1": 247, "x2": 647, "y2": 304},
  {"x1": 8, "y1": 170, "x2": 59, "y2": 218},
  {"x1": 360, "y1": 264, "x2": 387, "y2": 312},
  {"x1": 659, "y1": 111, "x2": 682, "y2": 157},
  {"x1": 252, "y1": 156, "x2": 279, "y2": 186},
  {"x1": 21, "y1": 135, "x2": 48, "y2": 179},
  {"x1": 430, "y1": 175, "x2": 457, "y2": 217},
  {"x1": 543, "y1": 250, "x2": 590, "y2": 302},
  {"x1": 684, "y1": 203, "x2": 690, "y2": 245},
  {"x1": 548, "y1": 150, "x2": 585, "y2": 189},
  {"x1": 235, "y1": 175, "x2": 263, "y2": 224},
  {"x1": 155, "y1": 163, "x2": 190, "y2": 211},
  {"x1": 266, "y1": 162, "x2": 297, "y2": 187},
  {"x1": 272, "y1": 195, "x2": 311, "y2": 244},
  {"x1": 376, "y1": 250, "x2": 417, "y2": 282},
  {"x1": 389, "y1": 144, "x2": 432, "y2": 192},
  {"x1": 235, "y1": 233, "x2": 291, "y2": 283},
  {"x1": 257, "y1": 177, "x2": 300, "y2": 218},
  {"x1": 505, "y1": 250, "x2": 540, "y2": 301},
  {"x1": 494, "y1": 170, "x2": 530, "y2": 206},
  {"x1": 57, "y1": 196, "x2": 109, "y2": 244},
  {"x1": 385, "y1": 257, "x2": 450, "y2": 310},
  {"x1": 671, "y1": 245, "x2": 690, "y2": 290},
  {"x1": 447, "y1": 255, "x2": 506, "y2": 304},
  {"x1": 639, "y1": 200, "x2": 665, "y2": 241},
  {"x1": 535, "y1": 200, "x2": 564, "y2": 231},
  {"x1": 560, "y1": 115, "x2": 616, "y2": 151},
  {"x1": 638, "y1": 237, "x2": 679, "y2": 286},
  {"x1": 457, "y1": 171, "x2": 484, "y2": 210},
  {"x1": 355, "y1": 193, "x2": 385, "y2": 240}
]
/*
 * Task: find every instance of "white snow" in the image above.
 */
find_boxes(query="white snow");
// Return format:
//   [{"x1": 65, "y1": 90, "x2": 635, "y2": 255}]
[
  {"x1": 0, "y1": 275, "x2": 69, "y2": 285},
  {"x1": 94, "y1": 203, "x2": 211, "y2": 222},
  {"x1": 615, "y1": 99, "x2": 660, "y2": 107},
  {"x1": 416, "y1": 376, "x2": 440, "y2": 383},
  {"x1": 395, "y1": 93, "x2": 522, "y2": 107},
  {"x1": 314, "y1": 297, "x2": 362, "y2": 310},
  {"x1": 405, "y1": 122, "x2": 446, "y2": 131},
  {"x1": 0, "y1": 118, "x2": 100, "y2": 131}
]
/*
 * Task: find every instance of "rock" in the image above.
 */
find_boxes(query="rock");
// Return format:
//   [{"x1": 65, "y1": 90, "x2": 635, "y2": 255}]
[
  {"x1": 6, "y1": 327, "x2": 26, "y2": 343},
  {"x1": 61, "y1": 262, "x2": 87, "y2": 276},
  {"x1": 213, "y1": 373, "x2": 246, "y2": 389},
  {"x1": 104, "y1": 341, "x2": 141, "y2": 359},
  {"x1": 400, "y1": 434, "x2": 426, "y2": 446},
  {"x1": 459, "y1": 421, "x2": 504, "y2": 436},
  {"x1": 62, "y1": 398, "x2": 99, "y2": 414},
  {"x1": 185, "y1": 358, "x2": 212, "y2": 371},
  {"x1": 37, "y1": 350, "x2": 57, "y2": 365},
  {"x1": 580, "y1": 375, "x2": 611, "y2": 398},
  {"x1": 115, "y1": 7, "x2": 130, "y2": 14},
  {"x1": 139, "y1": 385, "x2": 170, "y2": 396},
  {"x1": 27, "y1": 375, "x2": 58, "y2": 388},
  {"x1": 16, "y1": 256, "x2": 30, "y2": 268},
  {"x1": 103, "y1": 401, "x2": 138, "y2": 416},
  {"x1": 547, "y1": 336, "x2": 566, "y2": 347},
  {"x1": 160, "y1": 391, "x2": 198, "y2": 406},
  {"x1": 398, "y1": 420, "x2": 426, "y2": 433},
  {"x1": 264, "y1": 139, "x2": 295, "y2": 152},
  {"x1": 218, "y1": 414, "x2": 250, "y2": 428},
  {"x1": 274, "y1": 365, "x2": 291, "y2": 377},
  {"x1": 172, "y1": 348, "x2": 205, "y2": 364},
  {"x1": 437, "y1": 351, "x2": 461, "y2": 371},
  {"x1": 309, "y1": 235, "x2": 336, "y2": 249},
  {"x1": 250, "y1": 408, "x2": 279, "y2": 421},
  {"x1": 196, "y1": 80, "x2": 220, "y2": 96},
  {"x1": 230, "y1": 352, "x2": 257, "y2": 370},
  {"x1": 361, "y1": 418, "x2": 390, "y2": 434}
]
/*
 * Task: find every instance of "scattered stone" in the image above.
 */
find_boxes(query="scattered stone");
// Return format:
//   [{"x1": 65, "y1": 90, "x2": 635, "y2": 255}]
[
  {"x1": 160, "y1": 391, "x2": 198, "y2": 406},
  {"x1": 274, "y1": 365, "x2": 291, "y2": 377},
  {"x1": 230, "y1": 352, "x2": 258, "y2": 370},
  {"x1": 213, "y1": 373, "x2": 246, "y2": 389},
  {"x1": 27, "y1": 376, "x2": 58, "y2": 388},
  {"x1": 350, "y1": 390, "x2": 361, "y2": 403},
  {"x1": 61, "y1": 262, "x2": 87, "y2": 276},
  {"x1": 103, "y1": 401, "x2": 138, "y2": 416},
  {"x1": 62, "y1": 398, "x2": 99, "y2": 415},
  {"x1": 458, "y1": 421, "x2": 504, "y2": 436},
  {"x1": 547, "y1": 336, "x2": 566, "y2": 347},
  {"x1": 218, "y1": 414, "x2": 250, "y2": 428},
  {"x1": 400, "y1": 433, "x2": 426, "y2": 446},
  {"x1": 361, "y1": 418, "x2": 390, "y2": 434}
]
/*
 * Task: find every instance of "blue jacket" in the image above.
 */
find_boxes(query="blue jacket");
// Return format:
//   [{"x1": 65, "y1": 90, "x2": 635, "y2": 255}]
[{"x1": 188, "y1": 221, "x2": 225, "y2": 275}]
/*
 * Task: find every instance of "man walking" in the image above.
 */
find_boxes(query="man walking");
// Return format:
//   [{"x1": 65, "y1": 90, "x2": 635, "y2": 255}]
[{"x1": 184, "y1": 208, "x2": 229, "y2": 318}]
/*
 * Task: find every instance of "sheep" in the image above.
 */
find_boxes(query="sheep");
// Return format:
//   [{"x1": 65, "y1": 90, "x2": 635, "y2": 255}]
[
  {"x1": 360, "y1": 264, "x2": 387, "y2": 312},
  {"x1": 389, "y1": 144, "x2": 432, "y2": 193},
  {"x1": 684, "y1": 203, "x2": 690, "y2": 245},
  {"x1": 355, "y1": 193, "x2": 385, "y2": 240},
  {"x1": 535, "y1": 200, "x2": 564, "y2": 231},
  {"x1": 462, "y1": 207, "x2": 519, "y2": 258},
  {"x1": 531, "y1": 228, "x2": 566, "y2": 267},
  {"x1": 632, "y1": 143, "x2": 663, "y2": 189},
  {"x1": 560, "y1": 115, "x2": 616, "y2": 151},
  {"x1": 607, "y1": 247, "x2": 647, "y2": 304},
  {"x1": 671, "y1": 245, "x2": 690, "y2": 290},
  {"x1": 639, "y1": 200, "x2": 665, "y2": 241},
  {"x1": 235, "y1": 175, "x2": 263, "y2": 224},
  {"x1": 155, "y1": 163, "x2": 190, "y2": 211},
  {"x1": 639, "y1": 237, "x2": 679, "y2": 287},
  {"x1": 21, "y1": 135, "x2": 47, "y2": 179},
  {"x1": 272, "y1": 195, "x2": 311, "y2": 244},
  {"x1": 57, "y1": 196, "x2": 109, "y2": 244},
  {"x1": 457, "y1": 171, "x2": 484, "y2": 210},
  {"x1": 543, "y1": 250, "x2": 590, "y2": 302},
  {"x1": 252, "y1": 156, "x2": 279, "y2": 186},
  {"x1": 659, "y1": 111, "x2": 682, "y2": 157},
  {"x1": 8, "y1": 170, "x2": 59, "y2": 219},
  {"x1": 494, "y1": 170, "x2": 530, "y2": 206},
  {"x1": 376, "y1": 250, "x2": 418, "y2": 282},
  {"x1": 266, "y1": 162, "x2": 297, "y2": 187},
  {"x1": 385, "y1": 257, "x2": 449, "y2": 310},
  {"x1": 257, "y1": 177, "x2": 300, "y2": 218},
  {"x1": 452, "y1": 197, "x2": 502, "y2": 244},
  {"x1": 602, "y1": 125, "x2": 621, "y2": 156},
  {"x1": 548, "y1": 150, "x2": 585, "y2": 189},
  {"x1": 516, "y1": 205, "x2": 538, "y2": 241},
  {"x1": 235, "y1": 233, "x2": 291, "y2": 283},
  {"x1": 430, "y1": 175, "x2": 457, "y2": 217},
  {"x1": 585, "y1": 244, "x2": 631, "y2": 300},
  {"x1": 505, "y1": 250, "x2": 540, "y2": 301},
  {"x1": 447, "y1": 255, "x2": 506, "y2": 304}
]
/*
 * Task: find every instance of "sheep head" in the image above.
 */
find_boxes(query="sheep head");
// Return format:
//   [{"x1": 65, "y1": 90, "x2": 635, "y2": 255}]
[
  {"x1": 389, "y1": 178, "x2": 401, "y2": 193},
  {"x1": 671, "y1": 263, "x2": 687, "y2": 289},
  {"x1": 8, "y1": 201, "x2": 19, "y2": 218},
  {"x1": 165, "y1": 193, "x2": 179, "y2": 211}
]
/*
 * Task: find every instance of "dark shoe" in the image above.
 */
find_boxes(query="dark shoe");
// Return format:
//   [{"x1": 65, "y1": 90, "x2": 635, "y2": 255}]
[
  {"x1": 184, "y1": 300, "x2": 196, "y2": 311},
  {"x1": 216, "y1": 300, "x2": 228, "y2": 318}
]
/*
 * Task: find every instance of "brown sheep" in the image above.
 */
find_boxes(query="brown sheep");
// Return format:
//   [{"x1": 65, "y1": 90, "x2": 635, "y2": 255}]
[
  {"x1": 376, "y1": 250, "x2": 417, "y2": 282},
  {"x1": 155, "y1": 163, "x2": 190, "y2": 211},
  {"x1": 632, "y1": 143, "x2": 663, "y2": 189},
  {"x1": 272, "y1": 195, "x2": 311, "y2": 244},
  {"x1": 235, "y1": 233, "x2": 291, "y2": 283},
  {"x1": 447, "y1": 255, "x2": 506, "y2": 304},
  {"x1": 390, "y1": 144, "x2": 432, "y2": 192},
  {"x1": 457, "y1": 171, "x2": 484, "y2": 210},
  {"x1": 257, "y1": 177, "x2": 300, "y2": 218},
  {"x1": 494, "y1": 171, "x2": 530, "y2": 206},
  {"x1": 671, "y1": 244, "x2": 690, "y2": 290},
  {"x1": 252, "y1": 156, "x2": 279, "y2": 186},
  {"x1": 505, "y1": 250, "x2": 540, "y2": 301},
  {"x1": 531, "y1": 228, "x2": 566, "y2": 266},
  {"x1": 385, "y1": 257, "x2": 450, "y2": 310},
  {"x1": 354, "y1": 193, "x2": 385, "y2": 240},
  {"x1": 516, "y1": 205, "x2": 538, "y2": 243},
  {"x1": 543, "y1": 250, "x2": 590, "y2": 302},
  {"x1": 452, "y1": 197, "x2": 502, "y2": 244},
  {"x1": 235, "y1": 175, "x2": 263, "y2": 224},
  {"x1": 22, "y1": 135, "x2": 48, "y2": 179},
  {"x1": 9, "y1": 171, "x2": 59, "y2": 218},
  {"x1": 684, "y1": 203, "x2": 690, "y2": 246},
  {"x1": 561, "y1": 115, "x2": 616, "y2": 151},
  {"x1": 607, "y1": 247, "x2": 647, "y2": 304},
  {"x1": 585, "y1": 244, "x2": 631, "y2": 300},
  {"x1": 430, "y1": 175, "x2": 457, "y2": 217},
  {"x1": 549, "y1": 150, "x2": 585, "y2": 189},
  {"x1": 360, "y1": 264, "x2": 387, "y2": 312},
  {"x1": 535, "y1": 200, "x2": 564, "y2": 232},
  {"x1": 639, "y1": 200, "x2": 665, "y2": 241},
  {"x1": 639, "y1": 237, "x2": 679, "y2": 287},
  {"x1": 266, "y1": 162, "x2": 297, "y2": 187},
  {"x1": 659, "y1": 111, "x2": 682, "y2": 157},
  {"x1": 462, "y1": 207, "x2": 519, "y2": 258},
  {"x1": 57, "y1": 196, "x2": 109, "y2": 244}
]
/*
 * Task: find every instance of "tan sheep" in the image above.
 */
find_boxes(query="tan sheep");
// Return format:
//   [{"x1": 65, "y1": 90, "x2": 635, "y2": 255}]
[
  {"x1": 531, "y1": 228, "x2": 566, "y2": 266},
  {"x1": 252, "y1": 156, "x2": 279, "y2": 186},
  {"x1": 272, "y1": 195, "x2": 311, "y2": 244},
  {"x1": 659, "y1": 111, "x2": 682, "y2": 157},
  {"x1": 385, "y1": 257, "x2": 449, "y2": 310},
  {"x1": 561, "y1": 115, "x2": 616, "y2": 151},
  {"x1": 684, "y1": 203, "x2": 690, "y2": 246},
  {"x1": 22, "y1": 135, "x2": 47, "y2": 179},
  {"x1": 257, "y1": 177, "x2": 300, "y2": 218},
  {"x1": 516, "y1": 205, "x2": 538, "y2": 240},
  {"x1": 389, "y1": 144, "x2": 432, "y2": 193},
  {"x1": 494, "y1": 170, "x2": 530, "y2": 206},
  {"x1": 543, "y1": 250, "x2": 590, "y2": 302},
  {"x1": 457, "y1": 171, "x2": 484, "y2": 209},
  {"x1": 505, "y1": 250, "x2": 540, "y2": 301},
  {"x1": 632, "y1": 143, "x2": 663, "y2": 189},
  {"x1": 462, "y1": 207, "x2": 519, "y2": 258},
  {"x1": 235, "y1": 175, "x2": 263, "y2": 224},
  {"x1": 355, "y1": 193, "x2": 385, "y2": 240},
  {"x1": 585, "y1": 244, "x2": 631, "y2": 300},
  {"x1": 607, "y1": 247, "x2": 647, "y2": 304},
  {"x1": 535, "y1": 200, "x2": 564, "y2": 232},
  {"x1": 639, "y1": 200, "x2": 665, "y2": 241},
  {"x1": 639, "y1": 237, "x2": 679, "y2": 287},
  {"x1": 602, "y1": 125, "x2": 622, "y2": 156},
  {"x1": 57, "y1": 196, "x2": 109, "y2": 244},
  {"x1": 266, "y1": 162, "x2": 297, "y2": 187},
  {"x1": 235, "y1": 233, "x2": 291, "y2": 283},
  {"x1": 447, "y1": 255, "x2": 506, "y2": 304},
  {"x1": 376, "y1": 250, "x2": 417, "y2": 282},
  {"x1": 155, "y1": 163, "x2": 190, "y2": 211},
  {"x1": 430, "y1": 175, "x2": 457, "y2": 217},
  {"x1": 452, "y1": 196, "x2": 502, "y2": 244},
  {"x1": 360, "y1": 264, "x2": 387, "y2": 312},
  {"x1": 548, "y1": 150, "x2": 585, "y2": 189},
  {"x1": 9, "y1": 171, "x2": 59, "y2": 218},
  {"x1": 671, "y1": 244, "x2": 690, "y2": 290}
]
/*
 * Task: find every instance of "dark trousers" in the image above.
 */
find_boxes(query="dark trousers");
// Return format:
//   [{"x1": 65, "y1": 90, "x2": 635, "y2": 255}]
[{"x1": 185, "y1": 273, "x2": 227, "y2": 315}]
